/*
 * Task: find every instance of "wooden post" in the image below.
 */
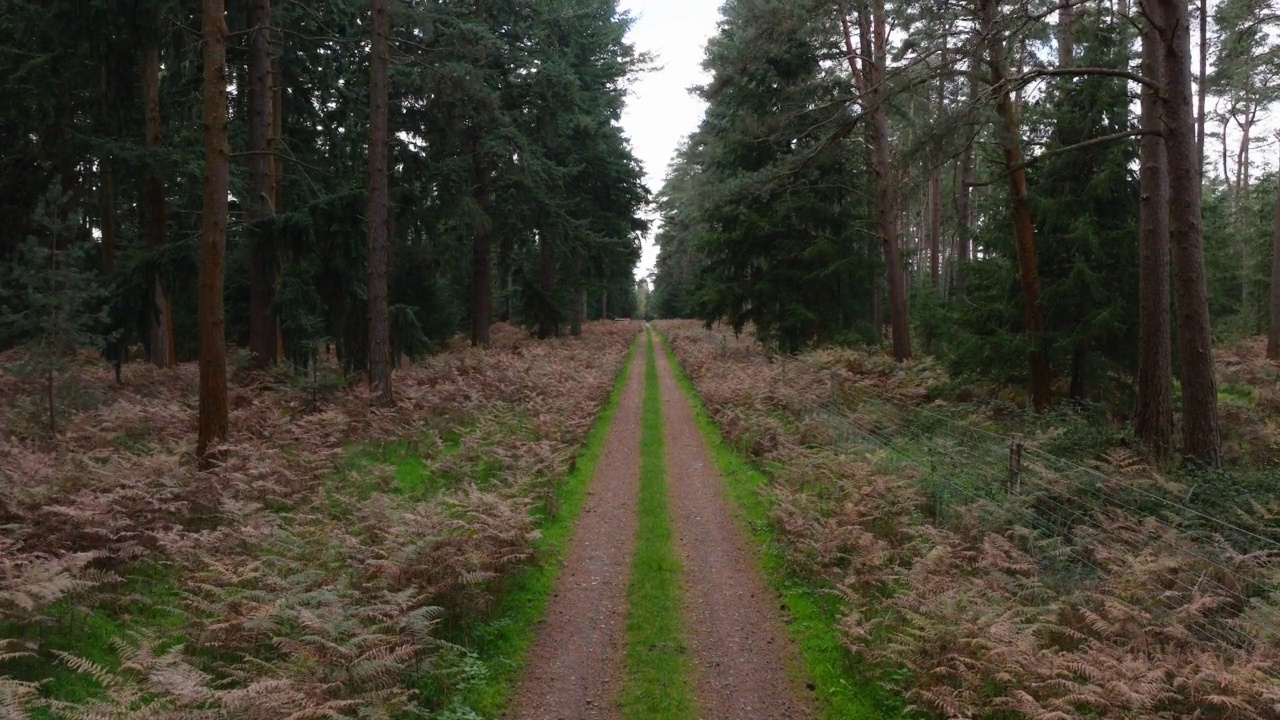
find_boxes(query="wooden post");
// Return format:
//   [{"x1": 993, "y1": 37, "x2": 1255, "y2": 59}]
[{"x1": 1008, "y1": 436, "x2": 1024, "y2": 495}]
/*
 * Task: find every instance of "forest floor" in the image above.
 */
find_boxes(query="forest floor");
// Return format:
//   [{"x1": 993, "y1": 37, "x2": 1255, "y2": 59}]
[
  {"x1": 658, "y1": 319, "x2": 1280, "y2": 720},
  {"x1": 5, "y1": 322, "x2": 1277, "y2": 719},
  {"x1": 0, "y1": 322, "x2": 843, "y2": 720}
]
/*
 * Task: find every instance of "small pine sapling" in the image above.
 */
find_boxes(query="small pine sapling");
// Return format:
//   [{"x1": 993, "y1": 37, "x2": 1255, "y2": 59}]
[{"x1": 0, "y1": 183, "x2": 111, "y2": 438}]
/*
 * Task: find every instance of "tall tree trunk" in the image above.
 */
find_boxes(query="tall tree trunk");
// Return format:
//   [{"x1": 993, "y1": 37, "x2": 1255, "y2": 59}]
[
  {"x1": 571, "y1": 294, "x2": 585, "y2": 336},
  {"x1": 570, "y1": 251, "x2": 583, "y2": 336},
  {"x1": 471, "y1": 138, "x2": 492, "y2": 347},
  {"x1": 270, "y1": 54, "x2": 282, "y2": 207},
  {"x1": 469, "y1": 0, "x2": 492, "y2": 348},
  {"x1": 270, "y1": 38, "x2": 284, "y2": 359},
  {"x1": 848, "y1": 2, "x2": 911, "y2": 360},
  {"x1": 1136, "y1": 10, "x2": 1174, "y2": 459},
  {"x1": 955, "y1": 141, "x2": 974, "y2": 294},
  {"x1": 1268, "y1": 145, "x2": 1280, "y2": 361},
  {"x1": 1154, "y1": 0, "x2": 1220, "y2": 466},
  {"x1": 538, "y1": 232, "x2": 555, "y2": 339},
  {"x1": 955, "y1": 61, "x2": 978, "y2": 298},
  {"x1": 1069, "y1": 343, "x2": 1087, "y2": 400},
  {"x1": 929, "y1": 166, "x2": 941, "y2": 291},
  {"x1": 1058, "y1": 0, "x2": 1074, "y2": 67},
  {"x1": 198, "y1": 0, "x2": 230, "y2": 460},
  {"x1": 99, "y1": 63, "x2": 118, "y2": 273},
  {"x1": 100, "y1": 165, "x2": 117, "y2": 273},
  {"x1": 367, "y1": 0, "x2": 393, "y2": 404},
  {"x1": 982, "y1": 0, "x2": 1052, "y2": 411},
  {"x1": 247, "y1": 0, "x2": 278, "y2": 367},
  {"x1": 142, "y1": 41, "x2": 175, "y2": 368},
  {"x1": 1197, "y1": 0, "x2": 1207, "y2": 172},
  {"x1": 871, "y1": 265, "x2": 883, "y2": 339},
  {"x1": 1237, "y1": 112, "x2": 1254, "y2": 325},
  {"x1": 601, "y1": 287, "x2": 607, "y2": 320}
]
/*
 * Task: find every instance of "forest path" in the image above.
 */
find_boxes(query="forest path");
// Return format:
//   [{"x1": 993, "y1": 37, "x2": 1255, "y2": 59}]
[
  {"x1": 653, "y1": 334, "x2": 815, "y2": 720},
  {"x1": 510, "y1": 330, "x2": 811, "y2": 719},
  {"x1": 508, "y1": 339, "x2": 645, "y2": 720}
]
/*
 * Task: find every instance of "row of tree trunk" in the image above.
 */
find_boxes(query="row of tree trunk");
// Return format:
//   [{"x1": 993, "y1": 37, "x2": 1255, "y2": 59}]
[
  {"x1": 197, "y1": 0, "x2": 393, "y2": 459},
  {"x1": 840, "y1": 0, "x2": 1233, "y2": 467}
]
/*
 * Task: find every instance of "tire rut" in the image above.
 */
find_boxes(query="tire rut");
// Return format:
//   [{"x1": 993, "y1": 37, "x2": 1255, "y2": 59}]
[
  {"x1": 653, "y1": 334, "x2": 815, "y2": 720},
  {"x1": 508, "y1": 337, "x2": 645, "y2": 720}
]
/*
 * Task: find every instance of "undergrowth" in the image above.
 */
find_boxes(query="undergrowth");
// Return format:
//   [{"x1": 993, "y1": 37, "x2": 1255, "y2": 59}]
[
  {"x1": 427, "y1": 332, "x2": 640, "y2": 716},
  {"x1": 0, "y1": 321, "x2": 640, "y2": 718},
  {"x1": 658, "y1": 319, "x2": 1280, "y2": 720}
]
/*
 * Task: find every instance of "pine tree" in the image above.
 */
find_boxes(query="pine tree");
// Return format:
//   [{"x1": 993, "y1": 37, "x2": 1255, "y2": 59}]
[
  {"x1": 1153, "y1": 0, "x2": 1222, "y2": 467},
  {"x1": 1137, "y1": 2, "x2": 1174, "y2": 458},
  {"x1": 367, "y1": 0, "x2": 393, "y2": 405},
  {"x1": 247, "y1": 0, "x2": 280, "y2": 366},
  {"x1": 0, "y1": 185, "x2": 108, "y2": 437},
  {"x1": 198, "y1": 0, "x2": 231, "y2": 459}
]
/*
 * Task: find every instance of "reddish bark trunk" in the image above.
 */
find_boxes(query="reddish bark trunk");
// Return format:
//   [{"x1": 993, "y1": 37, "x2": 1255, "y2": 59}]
[
  {"x1": 142, "y1": 41, "x2": 175, "y2": 368},
  {"x1": 1136, "y1": 10, "x2": 1173, "y2": 459},
  {"x1": 1197, "y1": 0, "x2": 1207, "y2": 172},
  {"x1": 270, "y1": 52, "x2": 282, "y2": 207},
  {"x1": 1268, "y1": 148, "x2": 1280, "y2": 361},
  {"x1": 270, "y1": 38, "x2": 284, "y2": 358},
  {"x1": 983, "y1": 0, "x2": 1052, "y2": 412},
  {"x1": 929, "y1": 166, "x2": 941, "y2": 291},
  {"x1": 848, "y1": 3, "x2": 911, "y2": 360},
  {"x1": 1154, "y1": 0, "x2": 1220, "y2": 466},
  {"x1": 538, "y1": 231, "x2": 555, "y2": 339},
  {"x1": 367, "y1": 0, "x2": 393, "y2": 404},
  {"x1": 198, "y1": 0, "x2": 230, "y2": 459},
  {"x1": 247, "y1": 0, "x2": 278, "y2": 367},
  {"x1": 471, "y1": 138, "x2": 492, "y2": 347}
]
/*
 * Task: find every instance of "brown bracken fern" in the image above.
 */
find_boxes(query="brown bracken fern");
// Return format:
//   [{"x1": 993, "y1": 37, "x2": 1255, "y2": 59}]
[{"x1": 660, "y1": 320, "x2": 1280, "y2": 720}]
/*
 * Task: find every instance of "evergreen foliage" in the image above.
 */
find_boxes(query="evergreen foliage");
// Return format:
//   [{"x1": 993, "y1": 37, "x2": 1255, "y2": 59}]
[{"x1": 0, "y1": 0, "x2": 647, "y2": 371}]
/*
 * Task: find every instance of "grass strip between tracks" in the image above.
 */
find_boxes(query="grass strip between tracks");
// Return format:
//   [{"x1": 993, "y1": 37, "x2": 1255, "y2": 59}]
[{"x1": 619, "y1": 327, "x2": 697, "y2": 720}]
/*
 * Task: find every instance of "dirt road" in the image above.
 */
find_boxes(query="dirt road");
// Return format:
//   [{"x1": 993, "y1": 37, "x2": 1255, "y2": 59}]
[
  {"x1": 510, "y1": 330, "x2": 812, "y2": 719},
  {"x1": 653, "y1": 335, "x2": 813, "y2": 719},
  {"x1": 508, "y1": 343, "x2": 644, "y2": 720}
]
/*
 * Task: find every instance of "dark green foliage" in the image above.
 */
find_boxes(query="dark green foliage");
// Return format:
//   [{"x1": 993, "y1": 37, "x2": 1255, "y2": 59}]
[
  {"x1": 0, "y1": 0, "x2": 646, "y2": 373},
  {"x1": 0, "y1": 184, "x2": 111, "y2": 434},
  {"x1": 1205, "y1": 174, "x2": 1278, "y2": 336},
  {"x1": 946, "y1": 18, "x2": 1140, "y2": 400},
  {"x1": 653, "y1": 0, "x2": 877, "y2": 352}
]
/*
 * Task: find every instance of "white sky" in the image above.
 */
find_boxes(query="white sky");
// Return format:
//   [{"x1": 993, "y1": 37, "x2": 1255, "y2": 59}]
[{"x1": 619, "y1": 0, "x2": 724, "y2": 282}]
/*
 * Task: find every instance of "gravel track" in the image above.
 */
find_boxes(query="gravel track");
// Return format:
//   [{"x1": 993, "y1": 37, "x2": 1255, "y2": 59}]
[
  {"x1": 508, "y1": 340, "x2": 645, "y2": 720},
  {"x1": 510, "y1": 332, "x2": 812, "y2": 719},
  {"x1": 654, "y1": 335, "x2": 814, "y2": 720}
]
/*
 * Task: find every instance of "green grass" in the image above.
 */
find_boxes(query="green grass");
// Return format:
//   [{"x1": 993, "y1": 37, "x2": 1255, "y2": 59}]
[
  {"x1": 619, "y1": 328, "x2": 697, "y2": 720},
  {"x1": 343, "y1": 433, "x2": 488, "y2": 499},
  {"x1": 655, "y1": 333, "x2": 907, "y2": 720},
  {"x1": 1219, "y1": 381, "x2": 1256, "y2": 407},
  {"x1": 0, "y1": 563, "x2": 183, "y2": 706},
  {"x1": 421, "y1": 334, "x2": 641, "y2": 717}
]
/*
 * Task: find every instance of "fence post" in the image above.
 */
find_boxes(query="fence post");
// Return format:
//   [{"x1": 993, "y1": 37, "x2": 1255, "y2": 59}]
[{"x1": 1008, "y1": 435, "x2": 1023, "y2": 495}]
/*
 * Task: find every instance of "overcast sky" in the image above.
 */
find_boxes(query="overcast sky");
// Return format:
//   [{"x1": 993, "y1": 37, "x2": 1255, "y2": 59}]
[{"x1": 618, "y1": 0, "x2": 723, "y2": 282}]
